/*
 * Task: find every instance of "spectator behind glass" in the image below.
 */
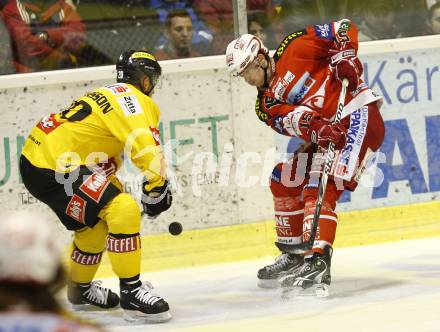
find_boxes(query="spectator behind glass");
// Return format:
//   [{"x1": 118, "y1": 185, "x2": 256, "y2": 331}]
[
  {"x1": 153, "y1": 10, "x2": 201, "y2": 60},
  {"x1": 193, "y1": 0, "x2": 276, "y2": 55},
  {"x1": 394, "y1": 0, "x2": 428, "y2": 37},
  {"x1": 150, "y1": 0, "x2": 213, "y2": 55},
  {"x1": 357, "y1": 0, "x2": 401, "y2": 41},
  {"x1": 427, "y1": 2, "x2": 440, "y2": 34},
  {"x1": 0, "y1": 12, "x2": 15, "y2": 74},
  {"x1": 247, "y1": 12, "x2": 277, "y2": 50},
  {"x1": 3, "y1": 0, "x2": 85, "y2": 72}
]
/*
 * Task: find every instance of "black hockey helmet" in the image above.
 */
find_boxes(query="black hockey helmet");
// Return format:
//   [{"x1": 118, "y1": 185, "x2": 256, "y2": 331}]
[{"x1": 116, "y1": 50, "x2": 162, "y2": 95}]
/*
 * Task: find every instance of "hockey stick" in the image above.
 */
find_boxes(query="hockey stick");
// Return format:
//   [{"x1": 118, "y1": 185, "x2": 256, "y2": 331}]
[{"x1": 289, "y1": 78, "x2": 349, "y2": 254}]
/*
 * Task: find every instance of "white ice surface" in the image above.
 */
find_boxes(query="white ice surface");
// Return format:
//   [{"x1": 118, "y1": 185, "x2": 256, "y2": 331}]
[{"x1": 63, "y1": 237, "x2": 440, "y2": 332}]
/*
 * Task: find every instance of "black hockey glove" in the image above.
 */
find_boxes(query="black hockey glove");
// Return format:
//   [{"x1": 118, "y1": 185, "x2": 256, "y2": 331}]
[{"x1": 141, "y1": 179, "x2": 173, "y2": 218}]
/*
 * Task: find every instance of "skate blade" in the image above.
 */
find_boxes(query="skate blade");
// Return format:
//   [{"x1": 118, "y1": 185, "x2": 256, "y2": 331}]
[
  {"x1": 257, "y1": 278, "x2": 280, "y2": 289},
  {"x1": 315, "y1": 283, "x2": 330, "y2": 298},
  {"x1": 71, "y1": 304, "x2": 119, "y2": 312},
  {"x1": 281, "y1": 283, "x2": 330, "y2": 300},
  {"x1": 123, "y1": 309, "x2": 172, "y2": 323}
]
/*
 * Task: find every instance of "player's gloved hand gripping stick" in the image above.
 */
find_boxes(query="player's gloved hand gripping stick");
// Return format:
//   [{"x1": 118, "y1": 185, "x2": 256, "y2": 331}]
[
  {"x1": 141, "y1": 179, "x2": 173, "y2": 218},
  {"x1": 141, "y1": 179, "x2": 183, "y2": 236},
  {"x1": 290, "y1": 78, "x2": 349, "y2": 254}
]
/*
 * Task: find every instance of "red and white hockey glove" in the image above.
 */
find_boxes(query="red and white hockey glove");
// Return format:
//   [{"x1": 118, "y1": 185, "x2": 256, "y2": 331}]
[
  {"x1": 329, "y1": 49, "x2": 363, "y2": 90},
  {"x1": 308, "y1": 118, "x2": 347, "y2": 150}
]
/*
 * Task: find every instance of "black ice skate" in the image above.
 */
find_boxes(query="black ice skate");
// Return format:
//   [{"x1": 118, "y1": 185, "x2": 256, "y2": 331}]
[
  {"x1": 257, "y1": 253, "x2": 304, "y2": 289},
  {"x1": 280, "y1": 245, "x2": 332, "y2": 298},
  {"x1": 68, "y1": 280, "x2": 120, "y2": 310},
  {"x1": 120, "y1": 280, "x2": 171, "y2": 323}
]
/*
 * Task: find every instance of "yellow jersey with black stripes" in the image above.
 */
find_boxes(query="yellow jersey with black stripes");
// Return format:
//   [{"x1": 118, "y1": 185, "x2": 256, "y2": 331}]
[{"x1": 22, "y1": 83, "x2": 165, "y2": 190}]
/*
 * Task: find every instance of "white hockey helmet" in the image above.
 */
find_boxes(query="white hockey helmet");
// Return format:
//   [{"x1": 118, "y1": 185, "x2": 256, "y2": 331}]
[
  {"x1": 225, "y1": 34, "x2": 268, "y2": 76},
  {"x1": 0, "y1": 210, "x2": 62, "y2": 284}
]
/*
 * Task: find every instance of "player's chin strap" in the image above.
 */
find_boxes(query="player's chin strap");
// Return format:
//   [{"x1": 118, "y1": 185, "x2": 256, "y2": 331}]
[
  {"x1": 142, "y1": 83, "x2": 154, "y2": 96},
  {"x1": 139, "y1": 75, "x2": 155, "y2": 96},
  {"x1": 260, "y1": 52, "x2": 275, "y2": 88}
]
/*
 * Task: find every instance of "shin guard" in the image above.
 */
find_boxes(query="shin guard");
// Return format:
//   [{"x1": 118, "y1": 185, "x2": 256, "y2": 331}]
[
  {"x1": 69, "y1": 244, "x2": 104, "y2": 284},
  {"x1": 107, "y1": 233, "x2": 142, "y2": 279},
  {"x1": 303, "y1": 183, "x2": 341, "y2": 254},
  {"x1": 274, "y1": 196, "x2": 304, "y2": 251},
  {"x1": 69, "y1": 220, "x2": 107, "y2": 284}
]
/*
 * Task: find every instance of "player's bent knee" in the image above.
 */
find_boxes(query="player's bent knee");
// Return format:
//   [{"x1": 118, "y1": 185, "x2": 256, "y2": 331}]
[
  {"x1": 73, "y1": 219, "x2": 108, "y2": 253},
  {"x1": 270, "y1": 163, "x2": 304, "y2": 197},
  {"x1": 303, "y1": 183, "x2": 340, "y2": 210},
  {"x1": 104, "y1": 193, "x2": 141, "y2": 234}
]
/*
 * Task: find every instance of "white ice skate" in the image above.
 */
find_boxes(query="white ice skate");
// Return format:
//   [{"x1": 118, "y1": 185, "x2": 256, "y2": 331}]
[
  {"x1": 280, "y1": 246, "x2": 332, "y2": 299},
  {"x1": 257, "y1": 253, "x2": 304, "y2": 289}
]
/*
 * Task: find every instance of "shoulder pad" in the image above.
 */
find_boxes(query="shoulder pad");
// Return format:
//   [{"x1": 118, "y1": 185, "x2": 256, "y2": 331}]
[{"x1": 274, "y1": 29, "x2": 307, "y2": 61}]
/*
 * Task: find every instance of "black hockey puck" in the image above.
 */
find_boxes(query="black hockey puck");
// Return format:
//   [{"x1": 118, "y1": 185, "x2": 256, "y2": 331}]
[{"x1": 168, "y1": 222, "x2": 183, "y2": 236}]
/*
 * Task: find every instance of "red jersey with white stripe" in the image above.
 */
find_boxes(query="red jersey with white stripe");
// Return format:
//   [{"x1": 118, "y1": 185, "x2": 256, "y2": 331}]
[{"x1": 255, "y1": 19, "x2": 382, "y2": 137}]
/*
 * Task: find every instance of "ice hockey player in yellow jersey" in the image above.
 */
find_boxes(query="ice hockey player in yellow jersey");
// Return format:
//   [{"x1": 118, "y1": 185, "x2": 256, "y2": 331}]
[{"x1": 20, "y1": 50, "x2": 173, "y2": 323}]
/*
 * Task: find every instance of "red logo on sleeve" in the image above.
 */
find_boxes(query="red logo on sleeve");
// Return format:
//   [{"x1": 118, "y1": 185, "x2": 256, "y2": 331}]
[
  {"x1": 149, "y1": 126, "x2": 161, "y2": 146},
  {"x1": 36, "y1": 114, "x2": 63, "y2": 134},
  {"x1": 66, "y1": 194, "x2": 86, "y2": 224}
]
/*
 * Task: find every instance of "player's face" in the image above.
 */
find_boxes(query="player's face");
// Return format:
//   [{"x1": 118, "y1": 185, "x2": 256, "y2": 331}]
[
  {"x1": 248, "y1": 21, "x2": 267, "y2": 45},
  {"x1": 168, "y1": 16, "x2": 193, "y2": 50},
  {"x1": 240, "y1": 61, "x2": 264, "y2": 87},
  {"x1": 429, "y1": 8, "x2": 440, "y2": 34},
  {"x1": 365, "y1": 6, "x2": 394, "y2": 33}
]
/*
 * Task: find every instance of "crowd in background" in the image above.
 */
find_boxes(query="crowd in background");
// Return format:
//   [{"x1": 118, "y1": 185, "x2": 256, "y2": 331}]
[{"x1": 1, "y1": 0, "x2": 440, "y2": 75}]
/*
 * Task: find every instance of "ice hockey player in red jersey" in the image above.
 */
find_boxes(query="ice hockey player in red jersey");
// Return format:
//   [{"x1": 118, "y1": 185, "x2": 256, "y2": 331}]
[{"x1": 226, "y1": 19, "x2": 385, "y2": 296}]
